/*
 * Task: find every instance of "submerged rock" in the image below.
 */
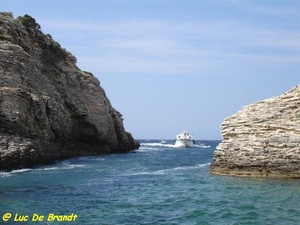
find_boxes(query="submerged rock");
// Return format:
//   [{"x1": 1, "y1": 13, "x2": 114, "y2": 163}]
[
  {"x1": 0, "y1": 13, "x2": 139, "y2": 170},
  {"x1": 210, "y1": 85, "x2": 300, "y2": 178}
]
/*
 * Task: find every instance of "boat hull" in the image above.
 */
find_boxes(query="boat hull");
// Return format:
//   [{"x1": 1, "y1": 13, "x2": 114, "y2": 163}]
[{"x1": 174, "y1": 139, "x2": 194, "y2": 147}]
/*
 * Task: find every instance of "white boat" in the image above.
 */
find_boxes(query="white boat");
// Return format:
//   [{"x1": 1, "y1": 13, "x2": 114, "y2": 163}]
[{"x1": 174, "y1": 131, "x2": 195, "y2": 147}]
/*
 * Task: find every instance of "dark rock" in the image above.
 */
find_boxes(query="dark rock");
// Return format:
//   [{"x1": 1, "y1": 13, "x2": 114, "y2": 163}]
[{"x1": 0, "y1": 13, "x2": 139, "y2": 170}]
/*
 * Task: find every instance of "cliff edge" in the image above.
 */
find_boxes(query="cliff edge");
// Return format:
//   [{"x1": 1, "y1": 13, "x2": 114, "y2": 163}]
[
  {"x1": 211, "y1": 85, "x2": 300, "y2": 178},
  {"x1": 0, "y1": 13, "x2": 139, "y2": 170}
]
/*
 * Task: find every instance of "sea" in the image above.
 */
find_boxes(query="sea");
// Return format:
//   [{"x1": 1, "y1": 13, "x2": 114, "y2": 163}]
[{"x1": 0, "y1": 139, "x2": 300, "y2": 225}]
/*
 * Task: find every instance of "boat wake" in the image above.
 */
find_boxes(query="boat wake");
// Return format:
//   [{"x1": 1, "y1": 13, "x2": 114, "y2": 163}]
[
  {"x1": 140, "y1": 142, "x2": 175, "y2": 148},
  {"x1": 140, "y1": 141, "x2": 210, "y2": 149}
]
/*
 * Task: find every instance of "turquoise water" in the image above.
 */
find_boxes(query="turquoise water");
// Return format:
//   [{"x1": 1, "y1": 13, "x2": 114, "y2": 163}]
[{"x1": 0, "y1": 140, "x2": 300, "y2": 225}]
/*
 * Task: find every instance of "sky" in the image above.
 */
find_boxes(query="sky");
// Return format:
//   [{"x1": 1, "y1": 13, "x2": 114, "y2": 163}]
[{"x1": 2, "y1": 0, "x2": 300, "y2": 140}]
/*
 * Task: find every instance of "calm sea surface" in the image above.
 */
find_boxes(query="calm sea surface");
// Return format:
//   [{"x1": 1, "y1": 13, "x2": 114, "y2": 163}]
[{"x1": 0, "y1": 140, "x2": 300, "y2": 225}]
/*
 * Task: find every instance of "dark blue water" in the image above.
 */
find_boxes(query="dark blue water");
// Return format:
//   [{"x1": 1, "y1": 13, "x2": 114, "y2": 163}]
[{"x1": 0, "y1": 140, "x2": 300, "y2": 225}]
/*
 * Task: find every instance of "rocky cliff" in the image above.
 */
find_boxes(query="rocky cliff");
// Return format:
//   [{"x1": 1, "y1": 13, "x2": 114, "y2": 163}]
[
  {"x1": 211, "y1": 85, "x2": 300, "y2": 178},
  {"x1": 0, "y1": 13, "x2": 139, "y2": 170}
]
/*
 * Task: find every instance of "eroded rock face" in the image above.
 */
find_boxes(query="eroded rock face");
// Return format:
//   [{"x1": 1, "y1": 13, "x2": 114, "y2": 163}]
[
  {"x1": 210, "y1": 85, "x2": 300, "y2": 178},
  {"x1": 0, "y1": 13, "x2": 139, "y2": 170}
]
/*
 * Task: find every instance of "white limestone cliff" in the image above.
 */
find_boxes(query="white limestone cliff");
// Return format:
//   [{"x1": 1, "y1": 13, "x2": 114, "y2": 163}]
[{"x1": 211, "y1": 85, "x2": 300, "y2": 178}]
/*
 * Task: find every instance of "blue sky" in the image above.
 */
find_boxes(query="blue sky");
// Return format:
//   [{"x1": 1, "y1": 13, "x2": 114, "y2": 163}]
[{"x1": 2, "y1": 0, "x2": 300, "y2": 139}]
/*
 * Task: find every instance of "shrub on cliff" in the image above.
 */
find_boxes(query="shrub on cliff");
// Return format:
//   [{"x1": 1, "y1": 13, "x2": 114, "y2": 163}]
[{"x1": 17, "y1": 14, "x2": 41, "y2": 31}]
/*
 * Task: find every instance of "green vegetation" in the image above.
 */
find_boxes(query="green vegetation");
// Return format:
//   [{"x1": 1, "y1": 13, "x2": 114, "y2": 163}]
[
  {"x1": 296, "y1": 113, "x2": 300, "y2": 119},
  {"x1": 17, "y1": 14, "x2": 41, "y2": 31},
  {"x1": 51, "y1": 39, "x2": 68, "y2": 59},
  {"x1": 15, "y1": 14, "x2": 68, "y2": 61},
  {"x1": 78, "y1": 71, "x2": 94, "y2": 80},
  {"x1": 82, "y1": 71, "x2": 94, "y2": 77},
  {"x1": 45, "y1": 33, "x2": 68, "y2": 60},
  {"x1": 45, "y1": 33, "x2": 52, "y2": 39}
]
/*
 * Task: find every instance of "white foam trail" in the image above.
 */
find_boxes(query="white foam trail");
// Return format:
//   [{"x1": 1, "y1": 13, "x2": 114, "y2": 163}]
[
  {"x1": 140, "y1": 142, "x2": 211, "y2": 149},
  {"x1": 173, "y1": 163, "x2": 209, "y2": 171},
  {"x1": 0, "y1": 163, "x2": 86, "y2": 176},
  {"x1": 11, "y1": 168, "x2": 32, "y2": 173},
  {"x1": 0, "y1": 168, "x2": 32, "y2": 177},
  {"x1": 160, "y1": 163, "x2": 210, "y2": 172},
  {"x1": 77, "y1": 156, "x2": 106, "y2": 161},
  {"x1": 127, "y1": 171, "x2": 166, "y2": 176},
  {"x1": 192, "y1": 144, "x2": 211, "y2": 148},
  {"x1": 140, "y1": 143, "x2": 172, "y2": 147},
  {"x1": 126, "y1": 163, "x2": 210, "y2": 176},
  {"x1": 40, "y1": 163, "x2": 84, "y2": 171}
]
